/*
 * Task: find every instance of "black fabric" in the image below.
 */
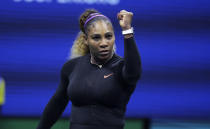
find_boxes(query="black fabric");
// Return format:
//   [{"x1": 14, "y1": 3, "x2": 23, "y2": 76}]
[
  {"x1": 37, "y1": 37, "x2": 142, "y2": 129},
  {"x1": 70, "y1": 123, "x2": 124, "y2": 129}
]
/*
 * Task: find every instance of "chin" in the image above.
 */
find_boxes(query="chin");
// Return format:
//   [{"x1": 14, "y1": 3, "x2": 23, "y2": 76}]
[{"x1": 98, "y1": 53, "x2": 111, "y2": 62}]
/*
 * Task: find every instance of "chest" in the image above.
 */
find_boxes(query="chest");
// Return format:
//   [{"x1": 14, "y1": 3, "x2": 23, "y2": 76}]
[{"x1": 67, "y1": 62, "x2": 126, "y2": 106}]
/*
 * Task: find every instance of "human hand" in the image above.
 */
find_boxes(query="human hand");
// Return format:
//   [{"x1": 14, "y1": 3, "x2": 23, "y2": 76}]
[{"x1": 117, "y1": 10, "x2": 133, "y2": 30}]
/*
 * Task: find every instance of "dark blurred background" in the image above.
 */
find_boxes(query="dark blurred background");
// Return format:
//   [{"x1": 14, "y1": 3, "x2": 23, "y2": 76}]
[{"x1": 0, "y1": 0, "x2": 210, "y2": 129}]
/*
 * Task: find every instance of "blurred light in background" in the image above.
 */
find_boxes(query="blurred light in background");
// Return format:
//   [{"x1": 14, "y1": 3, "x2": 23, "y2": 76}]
[{"x1": 0, "y1": 0, "x2": 210, "y2": 128}]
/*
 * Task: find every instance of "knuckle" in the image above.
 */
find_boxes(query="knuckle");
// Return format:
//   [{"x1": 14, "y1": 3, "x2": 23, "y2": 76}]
[{"x1": 120, "y1": 10, "x2": 126, "y2": 13}]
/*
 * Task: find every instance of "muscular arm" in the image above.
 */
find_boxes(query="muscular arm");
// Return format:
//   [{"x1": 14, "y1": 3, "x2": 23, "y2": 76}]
[
  {"x1": 117, "y1": 10, "x2": 142, "y2": 85},
  {"x1": 122, "y1": 36, "x2": 142, "y2": 85},
  {"x1": 36, "y1": 65, "x2": 69, "y2": 129}
]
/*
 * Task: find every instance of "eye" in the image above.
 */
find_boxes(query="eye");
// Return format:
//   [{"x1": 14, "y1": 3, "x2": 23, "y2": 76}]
[
  {"x1": 105, "y1": 33, "x2": 113, "y2": 40},
  {"x1": 91, "y1": 35, "x2": 101, "y2": 41}
]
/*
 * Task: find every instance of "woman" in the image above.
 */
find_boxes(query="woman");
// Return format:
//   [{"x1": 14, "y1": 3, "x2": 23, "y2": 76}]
[{"x1": 37, "y1": 9, "x2": 142, "y2": 129}]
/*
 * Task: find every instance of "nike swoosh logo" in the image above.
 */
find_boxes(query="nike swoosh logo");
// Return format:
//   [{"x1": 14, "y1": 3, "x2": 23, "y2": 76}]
[{"x1": 104, "y1": 73, "x2": 114, "y2": 78}]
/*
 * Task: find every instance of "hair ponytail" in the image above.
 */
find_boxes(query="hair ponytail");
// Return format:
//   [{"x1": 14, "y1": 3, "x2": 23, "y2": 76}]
[
  {"x1": 70, "y1": 31, "x2": 89, "y2": 59},
  {"x1": 69, "y1": 9, "x2": 99, "y2": 59}
]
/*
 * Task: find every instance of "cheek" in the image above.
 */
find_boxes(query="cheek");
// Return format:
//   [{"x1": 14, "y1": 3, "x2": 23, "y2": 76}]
[
  {"x1": 110, "y1": 36, "x2": 115, "y2": 43},
  {"x1": 88, "y1": 41, "x2": 99, "y2": 52},
  {"x1": 109, "y1": 39, "x2": 115, "y2": 47}
]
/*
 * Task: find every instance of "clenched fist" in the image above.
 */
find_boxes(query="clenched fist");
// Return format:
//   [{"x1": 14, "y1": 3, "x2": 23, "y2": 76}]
[{"x1": 117, "y1": 10, "x2": 133, "y2": 31}]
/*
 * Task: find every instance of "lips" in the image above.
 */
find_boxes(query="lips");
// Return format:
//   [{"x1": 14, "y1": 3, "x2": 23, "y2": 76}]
[{"x1": 99, "y1": 50, "x2": 109, "y2": 55}]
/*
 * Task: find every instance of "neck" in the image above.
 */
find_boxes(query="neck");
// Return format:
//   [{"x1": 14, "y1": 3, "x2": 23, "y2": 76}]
[{"x1": 90, "y1": 52, "x2": 114, "y2": 65}]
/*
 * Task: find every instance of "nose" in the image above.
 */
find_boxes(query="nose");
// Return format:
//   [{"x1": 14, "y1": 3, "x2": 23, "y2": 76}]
[{"x1": 99, "y1": 38, "x2": 108, "y2": 48}]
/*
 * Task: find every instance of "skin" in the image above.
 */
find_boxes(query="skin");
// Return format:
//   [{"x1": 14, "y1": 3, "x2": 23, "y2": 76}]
[
  {"x1": 85, "y1": 20, "x2": 115, "y2": 65},
  {"x1": 117, "y1": 10, "x2": 134, "y2": 38},
  {"x1": 85, "y1": 10, "x2": 134, "y2": 65}
]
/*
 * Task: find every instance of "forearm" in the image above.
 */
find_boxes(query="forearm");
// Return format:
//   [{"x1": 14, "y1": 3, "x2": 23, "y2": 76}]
[
  {"x1": 37, "y1": 93, "x2": 69, "y2": 129},
  {"x1": 37, "y1": 68, "x2": 69, "y2": 129},
  {"x1": 122, "y1": 36, "x2": 142, "y2": 84}
]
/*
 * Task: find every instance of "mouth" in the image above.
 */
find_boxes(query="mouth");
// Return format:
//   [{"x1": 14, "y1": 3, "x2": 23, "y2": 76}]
[{"x1": 99, "y1": 50, "x2": 109, "y2": 55}]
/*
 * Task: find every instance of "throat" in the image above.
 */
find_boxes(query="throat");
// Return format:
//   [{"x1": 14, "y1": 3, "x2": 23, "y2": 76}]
[
  {"x1": 90, "y1": 53, "x2": 114, "y2": 67},
  {"x1": 90, "y1": 57, "x2": 104, "y2": 67}
]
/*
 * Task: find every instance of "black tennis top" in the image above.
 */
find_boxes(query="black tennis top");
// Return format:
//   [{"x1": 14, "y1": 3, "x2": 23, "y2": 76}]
[{"x1": 37, "y1": 37, "x2": 142, "y2": 129}]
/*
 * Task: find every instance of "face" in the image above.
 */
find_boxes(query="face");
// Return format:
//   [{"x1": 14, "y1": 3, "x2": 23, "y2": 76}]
[{"x1": 86, "y1": 20, "x2": 115, "y2": 63}]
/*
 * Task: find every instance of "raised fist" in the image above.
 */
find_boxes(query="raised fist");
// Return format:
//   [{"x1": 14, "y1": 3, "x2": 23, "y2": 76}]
[{"x1": 117, "y1": 10, "x2": 133, "y2": 30}]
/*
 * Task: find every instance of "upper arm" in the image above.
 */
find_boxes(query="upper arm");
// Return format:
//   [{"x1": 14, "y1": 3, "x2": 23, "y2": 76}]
[
  {"x1": 121, "y1": 37, "x2": 142, "y2": 85},
  {"x1": 121, "y1": 59, "x2": 142, "y2": 85},
  {"x1": 53, "y1": 64, "x2": 69, "y2": 101},
  {"x1": 36, "y1": 62, "x2": 72, "y2": 129},
  {"x1": 54, "y1": 59, "x2": 77, "y2": 100}
]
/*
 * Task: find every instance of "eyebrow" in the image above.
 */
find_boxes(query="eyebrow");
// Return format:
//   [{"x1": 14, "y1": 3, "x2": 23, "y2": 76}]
[
  {"x1": 91, "y1": 34, "x2": 101, "y2": 37},
  {"x1": 90, "y1": 31, "x2": 113, "y2": 37},
  {"x1": 105, "y1": 32, "x2": 113, "y2": 35}
]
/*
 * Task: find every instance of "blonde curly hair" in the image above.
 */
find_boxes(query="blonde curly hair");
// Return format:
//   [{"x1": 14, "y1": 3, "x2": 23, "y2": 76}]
[
  {"x1": 70, "y1": 31, "x2": 89, "y2": 59},
  {"x1": 70, "y1": 9, "x2": 116, "y2": 59}
]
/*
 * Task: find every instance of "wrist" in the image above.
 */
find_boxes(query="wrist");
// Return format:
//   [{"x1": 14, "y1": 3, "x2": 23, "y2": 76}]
[
  {"x1": 124, "y1": 34, "x2": 133, "y2": 39},
  {"x1": 122, "y1": 27, "x2": 134, "y2": 35},
  {"x1": 122, "y1": 25, "x2": 131, "y2": 31}
]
